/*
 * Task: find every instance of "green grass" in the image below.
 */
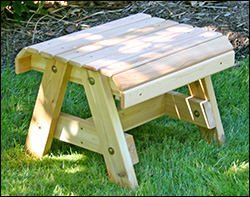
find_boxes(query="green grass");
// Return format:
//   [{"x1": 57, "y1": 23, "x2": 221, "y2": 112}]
[{"x1": 1, "y1": 55, "x2": 249, "y2": 196}]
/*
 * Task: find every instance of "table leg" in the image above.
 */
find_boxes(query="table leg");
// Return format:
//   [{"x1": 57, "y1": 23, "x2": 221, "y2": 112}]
[
  {"x1": 81, "y1": 69, "x2": 138, "y2": 189},
  {"x1": 25, "y1": 59, "x2": 72, "y2": 158},
  {"x1": 188, "y1": 76, "x2": 225, "y2": 146}
]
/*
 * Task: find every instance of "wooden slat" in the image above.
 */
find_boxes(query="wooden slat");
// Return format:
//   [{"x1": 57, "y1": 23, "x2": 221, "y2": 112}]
[
  {"x1": 99, "y1": 30, "x2": 223, "y2": 77},
  {"x1": 113, "y1": 36, "x2": 233, "y2": 91},
  {"x1": 29, "y1": 55, "x2": 121, "y2": 96},
  {"x1": 83, "y1": 24, "x2": 205, "y2": 71},
  {"x1": 120, "y1": 51, "x2": 235, "y2": 109},
  {"x1": 26, "y1": 13, "x2": 152, "y2": 54},
  {"x1": 40, "y1": 17, "x2": 165, "y2": 59},
  {"x1": 65, "y1": 20, "x2": 179, "y2": 66}
]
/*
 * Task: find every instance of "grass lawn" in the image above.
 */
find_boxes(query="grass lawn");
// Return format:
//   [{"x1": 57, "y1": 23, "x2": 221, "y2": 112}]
[{"x1": 1, "y1": 55, "x2": 249, "y2": 196}]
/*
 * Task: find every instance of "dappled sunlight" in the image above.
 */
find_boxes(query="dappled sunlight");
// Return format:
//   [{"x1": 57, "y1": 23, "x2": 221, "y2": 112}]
[
  {"x1": 163, "y1": 25, "x2": 193, "y2": 33},
  {"x1": 135, "y1": 26, "x2": 155, "y2": 33},
  {"x1": 82, "y1": 26, "x2": 217, "y2": 75},
  {"x1": 98, "y1": 37, "x2": 128, "y2": 45},
  {"x1": 225, "y1": 161, "x2": 249, "y2": 175},
  {"x1": 86, "y1": 34, "x2": 104, "y2": 40},
  {"x1": 48, "y1": 153, "x2": 87, "y2": 163},
  {"x1": 140, "y1": 52, "x2": 162, "y2": 58},
  {"x1": 55, "y1": 33, "x2": 93, "y2": 42},
  {"x1": 200, "y1": 31, "x2": 220, "y2": 38},
  {"x1": 76, "y1": 45, "x2": 103, "y2": 52}
]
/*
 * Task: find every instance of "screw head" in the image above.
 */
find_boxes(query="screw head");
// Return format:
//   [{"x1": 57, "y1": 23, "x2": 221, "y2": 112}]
[
  {"x1": 194, "y1": 110, "x2": 200, "y2": 117},
  {"x1": 37, "y1": 122, "x2": 41, "y2": 129},
  {"x1": 88, "y1": 77, "x2": 95, "y2": 85},
  {"x1": 108, "y1": 147, "x2": 115, "y2": 155},
  {"x1": 51, "y1": 65, "x2": 57, "y2": 73}
]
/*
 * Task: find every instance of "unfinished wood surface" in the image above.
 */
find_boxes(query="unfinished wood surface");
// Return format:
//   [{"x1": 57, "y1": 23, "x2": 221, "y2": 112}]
[
  {"x1": 203, "y1": 76, "x2": 225, "y2": 146},
  {"x1": 53, "y1": 113, "x2": 139, "y2": 165},
  {"x1": 165, "y1": 91, "x2": 215, "y2": 128},
  {"x1": 15, "y1": 48, "x2": 32, "y2": 74},
  {"x1": 40, "y1": 17, "x2": 165, "y2": 59},
  {"x1": 54, "y1": 112, "x2": 100, "y2": 153},
  {"x1": 124, "y1": 133, "x2": 139, "y2": 165},
  {"x1": 88, "y1": 28, "x2": 221, "y2": 74},
  {"x1": 26, "y1": 13, "x2": 151, "y2": 54},
  {"x1": 29, "y1": 54, "x2": 121, "y2": 96},
  {"x1": 25, "y1": 60, "x2": 72, "y2": 158},
  {"x1": 60, "y1": 20, "x2": 179, "y2": 64},
  {"x1": 81, "y1": 69, "x2": 138, "y2": 188},
  {"x1": 119, "y1": 94, "x2": 165, "y2": 131},
  {"x1": 120, "y1": 51, "x2": 235, "y2": 109},
  {"x1": 69, "y1": 22, "x2": 191, "y2": 68},
  {"x1": 188, "y1": 77, "x2": 226, "y2": 146},
  {"x1": 113, "y1": 36, "x2": 233, "y2": 91},
  {"x1": 15, "y1": 55, "x2": 31, "y2": 74}
]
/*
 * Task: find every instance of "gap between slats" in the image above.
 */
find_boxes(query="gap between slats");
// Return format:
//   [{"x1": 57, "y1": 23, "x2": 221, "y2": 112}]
[
  {"x1": 112, "y1": 36, "x2": 233, "y2": 91},
  {"x1": 39, "y1": 17, "x2": 165, "y2": 59},
  {"x1": 98, "y1": 30, "x2": 223, "y2": 77},
  {"x1": 65, "y1": 20, "x2": 180, "y2": 66}
]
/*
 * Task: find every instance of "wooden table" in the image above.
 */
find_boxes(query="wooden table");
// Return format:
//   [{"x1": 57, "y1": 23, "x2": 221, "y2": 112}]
[{"x1": 15, "y1": 13, "x2": 235, "y2": 189}]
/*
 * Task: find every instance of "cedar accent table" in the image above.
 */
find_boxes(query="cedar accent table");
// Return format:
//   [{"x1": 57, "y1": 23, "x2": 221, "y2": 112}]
[{"x1": 15, "y1": 13, "x2": 235, "y2": 189}]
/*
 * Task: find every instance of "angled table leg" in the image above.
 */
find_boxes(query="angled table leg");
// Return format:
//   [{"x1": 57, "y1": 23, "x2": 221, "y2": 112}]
[
  {"x1": 25, "y1": 59, "x2": 72, "y2": 158},
  {"x1": 188, "y1": 76, "x2": 225, "y2": 146},
  {"x1": 81, "y1": 68, "x2": 138, "y2": 189}
]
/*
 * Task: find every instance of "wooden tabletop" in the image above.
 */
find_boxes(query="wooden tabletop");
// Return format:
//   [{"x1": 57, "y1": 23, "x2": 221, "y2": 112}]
[{"x1": 23, "y1": 13, "x2": 233, "y2": 91}]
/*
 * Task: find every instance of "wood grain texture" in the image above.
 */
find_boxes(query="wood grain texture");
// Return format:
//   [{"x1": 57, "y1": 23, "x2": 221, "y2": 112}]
[
  {"x1": 120, "y1": 51, "x2": 234, "y2": 109},
  {"x1": 25, "y1": 60, "x2": 72, "y2": 158},
  {"x1": 68, "y1": 20, "x2": 179, "y2": 67},
  {"x1": 26, "y1": 13, "x2": 152, "y2": 54},
  {"x1": 40, "y1": 17, "x2": 165, "y2": 59},
  {"x1": 113, "y1": 36, "x2": 233, "y2": 91},
  {"x1": 81, "y1": 69, "x2": 138, "y2": 188},
  {"x1": 54, "y1": 112, "x2": 139, "y2": 165},
  {"x1": 165, "y1": 91, "x2": 215, "y2": 128},
  {"x1": 15, "y1": 48, "x2": 32, "y2": 74},
  {"x1": 88, "y1": 27, "x2": 219, "y2": 74}
]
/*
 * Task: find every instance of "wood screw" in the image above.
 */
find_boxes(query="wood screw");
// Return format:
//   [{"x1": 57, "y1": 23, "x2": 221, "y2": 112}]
[
  {"x1": 108, "y1": 147, "x2": 115, "y2": 155},
  {"x1": 51, "y1": 65, "x2": 57, "y2": 73},
  {"x1": 194, "y1": 110, "x2": 200, "y2": 117},
  {"x1": 37, "y1": 122, "x2": 41, "y2": 129},
  {"x1": 88, "y1": 77, "x2": 95, "y2": 85}
]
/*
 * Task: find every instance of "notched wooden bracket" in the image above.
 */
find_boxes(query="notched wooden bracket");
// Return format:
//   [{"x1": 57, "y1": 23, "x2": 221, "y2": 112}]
[{"x1": 165, "y1": 91, "x2": 216, "y2": 129}]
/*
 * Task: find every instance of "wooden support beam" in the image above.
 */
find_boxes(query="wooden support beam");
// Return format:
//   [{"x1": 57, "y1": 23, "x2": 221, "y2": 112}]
[
  {"x1": 165, "y1": 91, "x2": 216, "y2": 129},
  {"x1": 25, "y1": 60, "x2": 72, "y2": 158},
  {"x1": 120, "y1": 51, "x2": 234, "y2": 109},
  {"x1": 188, "y1": 77, "x2": 226, "y2": 146},
  {"x1": 119, "y1": 94, "x2": 165, "y2": 131},
  {"x1": 53, "y1": 112, "x2": 139, "y2": 165},
  {"x1": 16, "y1": 53, "x2": 120, "y2": 95},
  {"x1": 81, "y1": 69, "x2": 138, "y2": 188},
  {"x1": 15, "y1": 48, "x2": 32, "y2": 74}
]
